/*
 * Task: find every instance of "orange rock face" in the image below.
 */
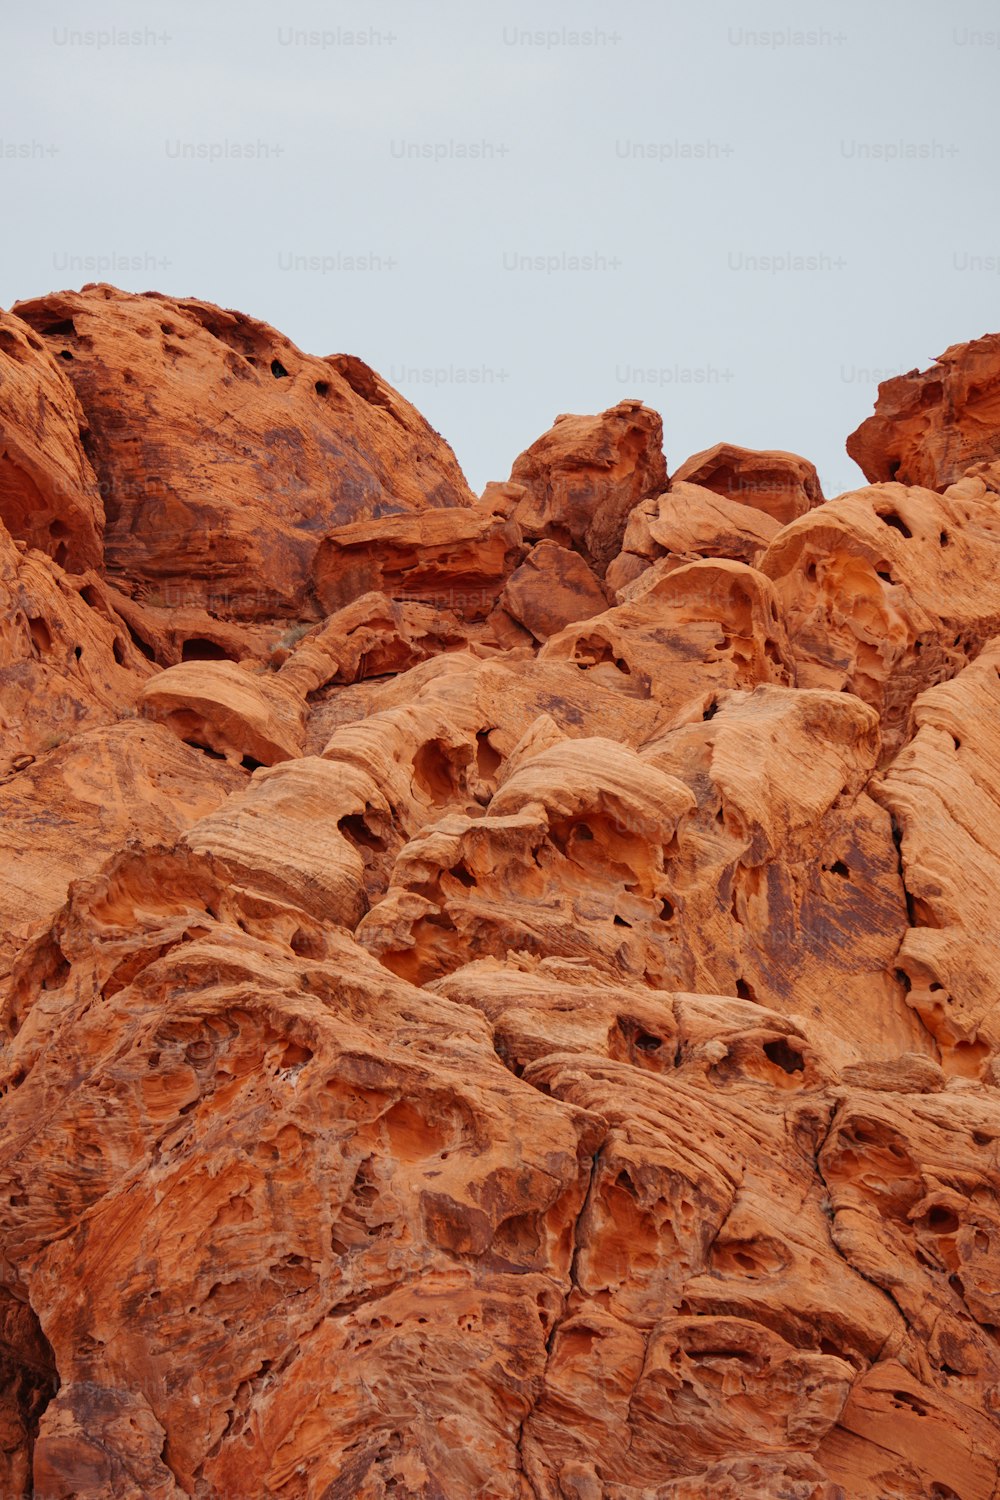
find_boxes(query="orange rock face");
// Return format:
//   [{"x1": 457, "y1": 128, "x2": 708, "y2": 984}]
[
  {"x1": 847, "y1": 332, "x2": 1000, "y2": 490},
  {"x1": 670, "y1": 441, "x2": 825, "y2": 526},
  {"x1": 505, "y1": 400, "x2": 667, "y2": 574},
  {"x1": 11, "y1": 285, "x2": 475, "y2": 622},
  {"x1": 3, "y1": 291, "x2": 1000, "y2": 1499},
  {"x1": 0, "y1": 311, "x2": 104, "y2": 573}
]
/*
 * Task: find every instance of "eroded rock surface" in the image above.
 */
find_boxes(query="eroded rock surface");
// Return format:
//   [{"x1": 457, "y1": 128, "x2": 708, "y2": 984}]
[
  {"x1": 3, "y1": 292, "x2": 1000, "y2": 1499},
  {"x1": 12, "y1": 285, "x2": 475, "y2": 621},
  {"x1": 670, "y1": 442, "x2": 824, "y2": 526},
  {"x1": 505, "y1": 400, "x2": 667, "y2": 574},
  {"x1": 0, "y1": 311, "x2": 104, "y2": 572},
  {"x1": 848, "y1": 332, "x2": 1000, "y2": 490}
]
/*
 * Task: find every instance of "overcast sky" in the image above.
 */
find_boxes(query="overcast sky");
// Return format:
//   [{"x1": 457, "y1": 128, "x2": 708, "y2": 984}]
[{"x1": 3, "y1": 0, "x2": 998, "y2": 498}]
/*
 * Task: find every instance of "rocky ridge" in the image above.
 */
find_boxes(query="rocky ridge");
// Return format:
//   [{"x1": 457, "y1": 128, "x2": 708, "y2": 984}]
[{"x1": 2, "y1": 288, "x2": 1000, "y2": 1498}]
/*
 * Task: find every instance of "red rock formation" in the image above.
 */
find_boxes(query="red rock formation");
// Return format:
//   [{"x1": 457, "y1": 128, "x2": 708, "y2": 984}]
[
  {"x1": 504, "y1": 399, "x2": 667, "y2": 574},
  {"x1": 3, "y1": 292, "x2": 1000, "y2": 1498},
  {"x1": 0, "y1": 522, "x2": 154, "y2": 763},
  {"x1": 606, "y1": 480, "x2": 779, "y2": 596},
  {"x1": 847, "y1": 332, "x2": 1000, "y2": 490},
  {"x1": 313, "y1": 501, "x2": 522, "y2": 622},
  {"x1": 12, "y1": 285, "x2": 475, "y2": 621},
  {"x1": 758, "y1": 480, "x2": 1000, "y2": 758},
  {"x1": 0, "y1": 311, "x2": 104, "y2": 572},
  {"x1": 670, "y1": 441, "x2": 824, "y2": 526},
  {"x1": 499, "y1": 540, "x2": 609, "y2": 641}
]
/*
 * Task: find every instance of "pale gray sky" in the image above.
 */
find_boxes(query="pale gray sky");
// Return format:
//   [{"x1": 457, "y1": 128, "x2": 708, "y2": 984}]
[{"x1": 3, "y1": 0, "x2": 999, "y2": 497}]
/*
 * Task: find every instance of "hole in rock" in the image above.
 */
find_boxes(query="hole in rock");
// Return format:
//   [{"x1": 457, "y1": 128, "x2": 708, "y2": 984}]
[
  {"x1": 448, "y1": 862, "x2": 476, "y2": 888},
  {"x1": 183, "y1": 739, "x2": 225, "y2": 760},
  {"x1": 241, "y1": 756, "x2": 264, "y2": 773},
  {"x1": 875, "y1": 565, "x2": 893, "y2": 583},
  {"x1": 58, "y1": 349, "x2": 73, "y2": 361},
  {"x1": 476, "y1": 730, "x2": 502, "y2": 779},
  {"x1": 125, "y1": 624, "x2": 156, "y2": 661},
  {"x1": 892, "y1": 1390, "x2": 927, "y2": 1415},
  {"x1": 27, "y1": 617, "x2": 52, "y2": 653},
  {"x1": 112, "y1": 637, "x2": 126, "y2": 665},
  {"x1": 925, "y1": 1206, "x2": 959, "y2": 1234},
  {"x1": 829, "y1": 859, "x2": 850, "y2": 878},
  {"x1": 40, "y1": 317, "x2": 76, "y2": 337},
  {"x1": 763, "y1": 1038, "x2": 805, "y2": 1074},
  {"x1": 338, "y1": 813, "x2": 387, "y2": 852},
  {"x1": 659, "y1": 897, "x2": 675, "y2": 921},
  {"x1": 735, "y1": 978, "x2": 758, "y2": 1003},
  {"x1": 412, "y1": 739, "x2": 459, "y2": 806},
  {"x1": 880, "y1": 512, "x2": 912, "y2": 538},
  {"x1": 702, "y1": 699, "x2": 719, "y2": 720},
  {"x1": 290, "y1": 928, "x2": 324, "y2": 958},
  {"x1": 613, "y1": 915, "x2": 632, "y2": 928},
  {"x1": 182, "y1": 637, "x2": 231, "y2": 662},
  {"x1": 270, "y1": 359, "x2": 289, "y2": 378},
  {"x1": 314, "y1": 380, "x2": 330, "y2": 397},
  {"x1": 616, "y1": 1170, "x2": 638, "y2": 1197},
  {"x1": 939, "y1": 530, "x2": 950, "y2": 547},
  {"x1": 74, "y1": 645, "x2": 82, "y2": 660},
  {"x1": 634, "y1": 1030, "x2": 662, "y2": 1053}
]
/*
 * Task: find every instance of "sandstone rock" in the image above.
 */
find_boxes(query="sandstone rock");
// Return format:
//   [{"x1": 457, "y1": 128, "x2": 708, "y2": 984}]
[
  {"x1": 139, "y1": 660, "x2": 305, "y2": 767},
  {"x1": 759, "y1": 480, "x2": 1000, "y2": 758},
  {"x1": 0, "y1": 310, "x2": 103, "y2": 572},
  {"x1": 0, "y1": 721, "x2": 241, "y2": 978},
  {"x1": 540, "y1": 559, "x2": 795, "y2": 713},
  {"x1": 870, "y1": 639, "x2": 1000, "y2": 1074},
  {"x1": 670, "y1": 441, "x2": 824, "y2": 525},
  {"x1": 275, "y1": 591, "x2": 469, "y2": 692},
  {"x1": 0, "y1": 523, "x2": 154, "y2": 763},
  {"x1": 606, "y1": 480, "x2": 779, "y2": 596},
  {"x1": 4, "y1": 295, "x2": 1000, "y2": 1495},
  {"x1": 313, "y1": 501, "x2": 522, "y2": 621},
  {"x1": 506, "y1": 400, "x2": 667, "y2": 573},
  {"x1": 13, "y1": 285, "x2": 475, "y2": 619},
  {"x1": 499, "y1": 539, "x2": 608, "y2": 641},
  {"x1": 847, "y1": 331, "x2": 1000, "y2": 490},
  {"x1": 102, "y1": 585, "x2": 284, "y2": 670}
]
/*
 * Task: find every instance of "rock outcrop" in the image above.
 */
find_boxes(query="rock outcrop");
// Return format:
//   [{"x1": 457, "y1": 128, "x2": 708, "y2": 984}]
[
  {"x1": 11, "y1": 286, "x2": 475, "y2": 623},
  {"x1": 0, "y1": 311, "x2": 104, "y2": 572},
  {"x1": 3, "y1": 292, "x2": 1000, "y2": 1499},
  {"x1": 847, "y1": 332, "x2": 1000, "y2": 491},
  {"x1": 503, "y1": 400, "x2": 667, "y2": 574},
  {"x1": 670, "y1": 441, "x2": 824, "y2": 526}
]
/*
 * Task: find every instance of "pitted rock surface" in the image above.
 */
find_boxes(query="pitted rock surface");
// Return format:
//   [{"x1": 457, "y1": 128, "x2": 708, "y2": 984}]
[{"x1": 2, "y1": 294, "x2": 1000, "y2": 1498}]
